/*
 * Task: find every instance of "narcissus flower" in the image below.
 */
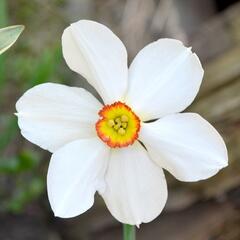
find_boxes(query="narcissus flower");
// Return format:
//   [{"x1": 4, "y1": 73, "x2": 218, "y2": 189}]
[{"x1": 16, "y1": 20, "x2": 228, "y2": 226}]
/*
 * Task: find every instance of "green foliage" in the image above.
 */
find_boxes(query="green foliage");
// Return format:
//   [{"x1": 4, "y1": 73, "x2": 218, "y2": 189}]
[
  {"x1": 0, "y1": 0, "x2": 7, "y2": 27},
  {"x1": 0, "y1": 0, "x2": 8, "y2": 99},
  {"x1": 26, "y1": 46, "x2": 62, "y2": 88},
  {"x1": 0, "y1": 0, "x2": 65, "y2": 214},
  {"x1": 0, "y1": 149, "x2": 44, "y2": 214},
  {"x1": 0, "y1": 150, "x2": 40, "y2": 174},
  {"x1": 0, "y1": 44, "x2": 62, "y2": 212},
  {"x1": 0, "y1": 0, "x2": 24, "y2": 55},
  {"x1": 5, "y1": 177, "x2": 45, "y2": 214},
  {"x1": 0, "y1": 117, "x2": 18, "y2": 153},
  {"x1": 0, "y1": 25, "x2": 24, "y2": 55}
]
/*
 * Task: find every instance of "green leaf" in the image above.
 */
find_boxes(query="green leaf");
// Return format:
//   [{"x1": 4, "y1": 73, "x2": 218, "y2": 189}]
[{"x1": 0, "y1": 25, "x2": 24, "y2": 55}]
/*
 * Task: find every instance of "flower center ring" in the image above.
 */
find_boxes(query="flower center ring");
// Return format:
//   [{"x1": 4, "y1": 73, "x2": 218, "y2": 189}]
[{"x1": 96, "y1": 102, "x2": 140, "y2": 148}]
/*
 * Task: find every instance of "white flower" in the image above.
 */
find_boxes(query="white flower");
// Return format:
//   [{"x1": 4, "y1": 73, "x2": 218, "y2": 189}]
[{"x1": 15, "y1": 20, "x2": 228, "y2": 226}]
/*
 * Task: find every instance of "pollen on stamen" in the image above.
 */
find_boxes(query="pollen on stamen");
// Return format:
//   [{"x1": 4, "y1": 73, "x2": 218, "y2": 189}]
[
  {"x1": 114, "y1": 123, "x2": 121, "y2": 130},
  {"x1": 118, "y1": 128, "x2": 126, "y2": 135},
  {"x1": 95, "y1": 101, "x2": 141, "y2": 148},
  {"x1": 121, "y1": 115, "x2": 128, "y2": 122},
  {"x1": 107, "y1": 119, "x2": 115, "y2": 127}
]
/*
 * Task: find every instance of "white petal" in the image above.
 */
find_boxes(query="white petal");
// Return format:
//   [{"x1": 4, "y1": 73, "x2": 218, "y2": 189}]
[
  {"x1": 140, "y1": 113, "x2": 228, "y2": 182},
  {"x1": 62, "y1": 20, "x2": 128, "y2": 104},
  {"x1": 47, "y1": 138, "x2": 109, "y2": 218},
  {"x1": 101, "y1": 141, "x2": 167, "y2": 225},
  {"x1": 125, "y1": 39, "x2": 204, "y2": 121},
  {"x1": 16, "y1": 83, "x2": 102, "y2": 153}
]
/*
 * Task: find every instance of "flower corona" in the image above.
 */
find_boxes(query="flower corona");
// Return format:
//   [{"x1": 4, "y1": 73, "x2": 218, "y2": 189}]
[{"x1": 96, "y1": 102, "x2": 140, "y2": 148}]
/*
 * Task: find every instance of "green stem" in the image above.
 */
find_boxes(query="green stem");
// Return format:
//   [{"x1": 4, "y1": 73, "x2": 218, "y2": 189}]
[{"x1": 123, "y1": 224, "x2": 136, "y2": 240}]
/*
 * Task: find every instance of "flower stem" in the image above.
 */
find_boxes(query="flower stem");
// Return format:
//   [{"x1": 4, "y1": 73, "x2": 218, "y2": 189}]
[{"x1": 123, "y1": 224, "x2": 136, "y2": 240}]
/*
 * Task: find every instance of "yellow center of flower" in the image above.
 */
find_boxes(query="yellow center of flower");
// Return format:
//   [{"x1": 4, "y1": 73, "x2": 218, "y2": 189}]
[{"x1": 96, "y1": 102, "x2": 141, "y2": 148}]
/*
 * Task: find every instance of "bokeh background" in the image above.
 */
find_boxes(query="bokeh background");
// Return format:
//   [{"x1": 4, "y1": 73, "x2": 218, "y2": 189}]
[{"x1": 1, "y1": 0, "x2": 240, "y2": 239}]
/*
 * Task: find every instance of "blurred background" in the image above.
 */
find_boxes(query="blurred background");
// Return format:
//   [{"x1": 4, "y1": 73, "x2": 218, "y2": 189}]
[{"x1": 0, "y1": 0, "x2": 240, "y2": 239}]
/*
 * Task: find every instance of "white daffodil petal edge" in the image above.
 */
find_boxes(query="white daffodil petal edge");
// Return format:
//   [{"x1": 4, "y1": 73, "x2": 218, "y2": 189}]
[
  {"x1": 62, "y1": 20, "x2": 128, "y2": 104},
  {"x1": 126, "y1": 39, "x2": 204, "y2": 121},
  {"x1": 16, "y1": 83, "x2": 102, "y2": 153},
  {"x1": 140, "y1": 113, "x2": 228, "y2": 182},
  {"x1": 47, "y1": 138, "x2": 110, "y2": 218},
  {"x1": 101, "y1": 141, "x2": 168, "y2": 226}
]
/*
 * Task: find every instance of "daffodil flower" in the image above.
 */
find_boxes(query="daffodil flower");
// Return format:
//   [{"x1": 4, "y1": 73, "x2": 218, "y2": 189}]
[{"x1": 16, "y1": 20, "x2": 228, "y2": 226}]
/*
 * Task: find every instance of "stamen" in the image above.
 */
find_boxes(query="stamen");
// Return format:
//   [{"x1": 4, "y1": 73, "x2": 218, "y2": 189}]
[
  {"x1": 107, "y1": 119, "x2": 115, "y2": 127},
  {"x1": 114, "y1": 123, "x2": 121, "y2": 130},
  {"x1": 107, "y1": 116, "x2": 129, "y2": 132},
  {"x1": 121, "y1": 115, "x2": 128, "y2": 122},
  {"x1": 118, "y1": 128, "x2": 126, "y2": 135},
  {"x1": 115, "y1": 117, "x2": 121, "y2": 124}
]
